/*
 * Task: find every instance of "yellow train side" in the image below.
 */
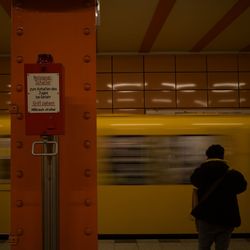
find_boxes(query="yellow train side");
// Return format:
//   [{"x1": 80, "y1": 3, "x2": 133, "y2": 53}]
[
  {"x1": 97, "y1": 114, "x2": 250, "y2": 235},
  {"x1": 0, "y1": 114, "x2": 250, "y2": 236},
  {"x1": 0, "y1": 115, "x2": 10, "y2": 234}
]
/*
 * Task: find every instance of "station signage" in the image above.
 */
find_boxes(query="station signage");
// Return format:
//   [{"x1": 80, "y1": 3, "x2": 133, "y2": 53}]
[
  {"x1": 27, "y1": 73, "x2": 60, "y2": 113},
  {"x1": 24, "y1": 63, "x2": 64, "y2": 135}
]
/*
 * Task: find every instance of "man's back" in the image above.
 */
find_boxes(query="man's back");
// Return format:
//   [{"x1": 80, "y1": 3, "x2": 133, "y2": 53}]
[{"x1": 191, "y1": 158, "x2": 247, "y2": 227}]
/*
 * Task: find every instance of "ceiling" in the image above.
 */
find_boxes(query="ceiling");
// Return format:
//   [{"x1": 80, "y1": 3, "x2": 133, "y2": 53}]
[{"x1": 1, "y1": 0, "x2": 250, "y2": 56}]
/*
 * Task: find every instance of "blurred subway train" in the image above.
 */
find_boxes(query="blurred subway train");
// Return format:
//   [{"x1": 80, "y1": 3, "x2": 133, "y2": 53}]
[{"x1": 0, "y1": 114, "x2": 250, "y2": 236}]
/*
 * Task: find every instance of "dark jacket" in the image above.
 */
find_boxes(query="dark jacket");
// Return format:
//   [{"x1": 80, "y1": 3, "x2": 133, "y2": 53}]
[{"x1": 190, "y1": 159, "x2": 247, "y2": 227}]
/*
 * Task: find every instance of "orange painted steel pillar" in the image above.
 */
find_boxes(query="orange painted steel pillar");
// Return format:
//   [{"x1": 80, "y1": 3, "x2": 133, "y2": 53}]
[{"x1": 10, "y1": 1, "x2": 97, "y2": 249}]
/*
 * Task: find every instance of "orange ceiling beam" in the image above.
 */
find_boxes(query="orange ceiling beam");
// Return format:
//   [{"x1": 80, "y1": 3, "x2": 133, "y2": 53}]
[
  {"x1": 0, "y1": 0, "x2": 11, "y2": 16},
  {"x1": 191, "y1": 0, "x2": 250, "y2": 52},
  {"x1": 139, "y1": 0, "x2": 176, "y2": 53}
]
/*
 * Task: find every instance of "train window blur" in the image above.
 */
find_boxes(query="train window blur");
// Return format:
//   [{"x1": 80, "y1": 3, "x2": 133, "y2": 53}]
[
  {"x1": 98, "y1": 135, "x2": 229, "y2": 185},
  {"x1": 0, "y1": 137, "x2": 10, "y2": 181},
  {"x1": 98, "y1": 136, "x2": 154, "y2": 185}
]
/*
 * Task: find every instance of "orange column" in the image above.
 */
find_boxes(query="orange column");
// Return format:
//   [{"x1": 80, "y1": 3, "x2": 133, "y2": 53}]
[{"x1": 10, "y1": 1, "x2": 97, "y2": 249}]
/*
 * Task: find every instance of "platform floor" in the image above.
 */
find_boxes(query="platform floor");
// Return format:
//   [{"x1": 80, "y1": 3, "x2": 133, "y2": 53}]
[
  {"x1": 1, "y1": 238, "x2": 250, "y2": 250},
  {"x1": 99, "y1": 238, "x2": 250, "y2": 250}
]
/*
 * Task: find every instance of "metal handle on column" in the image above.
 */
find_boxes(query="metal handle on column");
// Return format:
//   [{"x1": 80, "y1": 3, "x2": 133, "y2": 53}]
[{"x1": 32, "y1": 140, "x2": 58, "y2": 156}]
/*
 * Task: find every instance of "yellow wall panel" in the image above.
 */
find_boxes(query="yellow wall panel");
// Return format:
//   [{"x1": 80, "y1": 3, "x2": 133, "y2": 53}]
[
  {"x1": 239, "y1": 72, "x2": 250, "y2": 89},
  {"x1": 96, "y1": 56, "x2": 112, "y2": 73},
  {"x1": 1, "y1": 54, "x2": 250, "y2": 119},
  {"x1": 96, "y1": 73, "x2": 112, "y2": 91},
  {"x1": 176, "y1": 55, "x2": 206, "y2": 72},
  {"x1": 113, "y1": 55, "x2": 143, "y2": 72},
  {"x1": 0, "y1": 57, "x2": 10, "y2": 74},
  {"x1": 0, "y1": 93, "x2": 11, "y2": 109},
  {"x1": 113, "y1": 91, "x2": 144, "y2": 108},
  {"x1": 145, "y1": 90, "x2": 176, "y2": 108},
  {"x1": 239, "y1": 54, "x2": 250, "y2": 71},
  {"x1": 176, "y1": 73, "x2": 207, "y2": 90},
  {"x1": 113, "y1": 109, "x2": 144, "y2": 114},
  {"x1": 144, "y1": 55, "x2": 175, "y2": 72},
  {"x1": 208, "y1": 72, "x2": 238, "y2": 89},
  {"x1": 207, "y1": 54, "x2": 238, "y2": 72},
  {"x1": 145, "y1": 73, "x2": 175, "y2": 90},
  {"x1": 240, "y1": 90, "x2": 250, "y2": 107},
  {"x1": 208, "y1": 90, "x2": 239, "y2": 107},
  {"x1": 177, "y1": 90, "x2": 207, "y2": 108},
  {"x1": 0, "y1": 75, "x2": 11, "y2": 92},
  {"x1": 96, "y1": 91, "x2": 112, "y2": 109},
  {"x1": 97, "y1": 109, "x2": 113, "y2": 114},
  {"x1": 113, "y1": 73, "x2": 143, "y2": 90}
]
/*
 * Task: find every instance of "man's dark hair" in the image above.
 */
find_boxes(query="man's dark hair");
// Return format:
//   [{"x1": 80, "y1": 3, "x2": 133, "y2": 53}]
[{"x1": 206, "y1": 144, "x2": 224, "y2": 159}]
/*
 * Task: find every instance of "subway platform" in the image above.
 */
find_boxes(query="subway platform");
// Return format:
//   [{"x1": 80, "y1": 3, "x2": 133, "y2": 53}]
[{"x1": 1, "y1": 238, "x2": 250, "y2": 250}]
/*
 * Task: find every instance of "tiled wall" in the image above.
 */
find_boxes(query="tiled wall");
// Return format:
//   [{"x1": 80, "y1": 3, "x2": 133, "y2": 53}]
[
  {"x1": 1, "y1": 54, "x2": 250, "y2": 114},
  {"x1": 97, "y1": 54, "x2": 250, "y2": 114}
]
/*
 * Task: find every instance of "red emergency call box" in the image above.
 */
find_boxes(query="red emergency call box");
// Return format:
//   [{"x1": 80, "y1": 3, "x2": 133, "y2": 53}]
[{"x1": 24, "y1": 61, "x2": 65, "y2": 135}]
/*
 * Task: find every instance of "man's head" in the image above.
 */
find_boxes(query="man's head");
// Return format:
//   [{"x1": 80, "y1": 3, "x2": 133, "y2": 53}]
[{"x1": 206, "y1": 144, "x2": 224, "y2": 159}]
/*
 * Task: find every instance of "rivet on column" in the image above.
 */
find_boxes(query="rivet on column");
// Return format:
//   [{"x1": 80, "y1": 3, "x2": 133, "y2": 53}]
[
  {"x1": 16, "y1": 27, "x2": 24, "y2": 36},
  {"x1": 83, "y1": 140, "x2": 91, "y2": 148},
  {"x1": 16, "y1": 228, "x2": 24, "y2": 236},
  {"x1": 83, "y1": 55, "x2": 91, "y2": 63},
  {"x1": 84, "y1": 198, "x2": 92, "y2": 207},
  {"x1": 16, "y1": 84, "x2": 23, "y2": 92},
  {"x1": 9, "y1": 104, "x2": 19, "y2": 114},
  {"x1": 84, "y1": 169, "x2": 92, "y2": 177},
  {"x1": 83, "y1": 112, "x2": 91, "y2": 120},
  {"x1": 84, "y1": 82, "x2": 91, "y2": 91},
  {"x1": 83, "y1": 27, "x2": 91, "y2": 35},
  {"x1": 84, "y1": 227, "x2": 92, "y2": 236},
  {"x1": 17, "y1": 113, "x2": 23, "y2": 120},
  {"x1": 16, "y1": 56, "x2": 24, "y2": 63},
  {"x1": 16, "y1": 170, "x2": 24, "y2": 178},
  {"x1": 16, "y1": 141, "x2": 23, "y2": 149},
  {"x1": 16, "y1": 200, "x2": 23, "y2": 207}
]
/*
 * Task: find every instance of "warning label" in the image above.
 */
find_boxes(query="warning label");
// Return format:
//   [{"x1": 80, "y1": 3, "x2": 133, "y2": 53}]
[{"x1": 27, "y1": 73, "x2": 60, "y2": 113}]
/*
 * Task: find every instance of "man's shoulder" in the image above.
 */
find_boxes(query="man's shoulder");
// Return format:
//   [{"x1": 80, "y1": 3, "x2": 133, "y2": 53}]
[
  {"x1": 200, "y1": 159, "x2": 228, "y2": 168},
  {"x1": 227, "y1": 169, "x2": 247, "y2": 193},
  {"x1": 228, "y1": 168, "x2": 245, "y2": 178}
]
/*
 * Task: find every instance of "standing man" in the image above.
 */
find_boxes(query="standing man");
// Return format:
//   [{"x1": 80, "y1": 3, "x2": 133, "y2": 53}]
[{"x1": 190, "y1": 144, "x2": 247, "y2": 250}]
